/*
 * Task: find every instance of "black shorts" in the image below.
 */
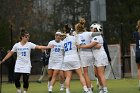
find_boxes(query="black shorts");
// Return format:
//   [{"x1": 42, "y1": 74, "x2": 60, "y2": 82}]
[{"x1": 136, "y1": 57, "x2": 140, "y2": 64}]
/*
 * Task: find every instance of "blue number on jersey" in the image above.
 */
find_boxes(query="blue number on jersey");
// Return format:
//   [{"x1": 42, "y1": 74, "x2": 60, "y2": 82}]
[
  {"x1": 64, "y1": 41, "x2": 72, "y2": 51},
  {"x1": 21, "y1": 52, "x2": 26, "y2": 56},
  {"x1": 55, "y1": 48, "x2": 60, "y2": 52}
]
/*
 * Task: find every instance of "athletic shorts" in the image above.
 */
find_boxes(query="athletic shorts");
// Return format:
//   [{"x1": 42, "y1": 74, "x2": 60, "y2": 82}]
[
  {"x1": 93, "y1": 51, "x2": 108, "y2": 67},
  {"x1": 94, "y1": 58, "x2": 108, "y2": 67},
  {"x1": 63, "y1": 54, "x2": 81, "y2": 70},
  {"x1": 79, "y1": 50, "x2": 94, "y2": 67},
  {"x1": 48, "y1": 62, "x2": 62, "y2": 70},
  {"x1": 63, "y1": 61, "x2": 81, "y2": 71}
]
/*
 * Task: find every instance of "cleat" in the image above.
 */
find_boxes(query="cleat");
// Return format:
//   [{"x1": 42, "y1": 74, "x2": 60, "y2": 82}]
[
  {"x1": 99, "y1": 89, "x2": 103, "y2": 93},
  {"x1": 36, "y1": 80, "x2": 41, "y2": 83},
  {"x1": 60, "y1": 84, "x2": 64, "y2": 91},
  {"x1": 91, "y1": 87, "x2": 94, "y2": 91},
  {"x1": 60, "y1": 87, "x2": 64, "y2": 91},
  {"x1": 83, "y1": 91, "x2": 90, "y2": 93}
]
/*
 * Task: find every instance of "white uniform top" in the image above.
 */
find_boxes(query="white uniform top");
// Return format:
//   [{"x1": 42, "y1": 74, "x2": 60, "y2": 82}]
[
  {"x1": 48, "y1": 40, "x2": 64, "y2": 69},
  {"x1": 77, "y1": 32, "x2": 94, "y2": 67},
  {"x1": 91, "y1": 35, "x2": 108, "y2": 67},
  {"x1": 63, "y1": 35, "x2": 79, "y2": 61},
  {"x1": 77, "y1": 32, "x2": 93, "y2": 52},
  {"x1": 11, "y1": 42, "x2": 36, "y2": 73},
  {"x1": 63, "y1": 35, "x2": 81, "y2": 70}
]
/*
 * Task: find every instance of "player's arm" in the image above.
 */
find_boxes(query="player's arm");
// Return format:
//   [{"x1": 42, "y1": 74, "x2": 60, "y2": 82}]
[
  {"x1": 35, "y1": 45, "x2": 54, "y2": 50},
  {"x1": 0, "y1": 51, "x2": 14, "y2": 64},
  {"x1": 79, "y1": 41, "x2": 98, "y2": 49},
  {"x1": 94, "y1": 44, "x2": 101, "y2": 49},
  {"x1": 91, "y1": 32, "x2": 102, "y2": 37}
]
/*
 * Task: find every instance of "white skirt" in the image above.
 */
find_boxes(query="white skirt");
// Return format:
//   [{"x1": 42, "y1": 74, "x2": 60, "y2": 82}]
[
  {"x1": 63, "y1": 54, "x2": 81, "y2": 71},
  {"x1": 14, "y1": 66, "x2": 31, "y2": 73},
  {"x1": 79, "y1": 51, "x2": 94, "y2": 67},
  {"x1": 48, "y1": 56, "x2": 63, "y2": 70},
  {"x1": 93, "y1": 51, "x2": 108, "y2": 67},
  {"x1": 63, "y1": 61, "x2": 81, "y2": 71}
]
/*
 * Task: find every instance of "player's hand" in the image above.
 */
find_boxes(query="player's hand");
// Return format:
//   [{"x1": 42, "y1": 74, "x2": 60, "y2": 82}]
[
  {"x1": 0, "y1": 61, "x2": 2, "y2": 64},
  {"x1": 76, "y1": 44, "x2": 81, "y2": 48},
  {"x1": 47, "y1": 44, "x2": 54, "y2": 49},
  {"x1": 94, "y1": 44, "x2": 101, "y2": 49},
  {"x1": 0, "y1": 60, "x2": 4, "y2": 64}
]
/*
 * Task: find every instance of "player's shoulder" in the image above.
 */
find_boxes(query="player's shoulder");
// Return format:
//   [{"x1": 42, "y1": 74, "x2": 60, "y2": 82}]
[
  {"x1": 133, "y1": 31, "x2": 138, "y2": 35},
  {"x1": 26, "y1": 42, "x2": 36, "y2": 45},
  {"x1": 84, "y1": 31, "x2": 92, "y2": 34},
  {"x1": 60, "y1": 40, "x2": 64, "y2": 44},
  {"x1": 49, "y1": 40, "x2": 55, "y2": 43},
  {"x1": 92, "y1": 35, "x2": 102, "y2": 40},
  {"x1": 93, "y1": 35, "x2": 101, "y2": 38},
  {"x1": 14, "y1": 42, "x2": 20, "y2": 46},
  {"x1": 83, "y1": 32, "x2": 93, "y2": 37},
  {"x1": 83, "y1": 31, "x2": 91, "y2": 35},
  {"x1": 133, "y1": 31, "x2": 139, "y2": 37}
]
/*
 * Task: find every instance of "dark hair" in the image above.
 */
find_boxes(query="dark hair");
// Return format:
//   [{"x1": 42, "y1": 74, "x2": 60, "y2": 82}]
[
  {"x1": 64, "y1": 24, "x2": 71, "y2": 33},
  {"x1": 19, "y1": 29, "x2": 29, "y2": 40}
]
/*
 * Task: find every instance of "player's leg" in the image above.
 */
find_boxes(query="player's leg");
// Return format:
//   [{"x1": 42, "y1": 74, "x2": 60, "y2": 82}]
[
  {"x1": 136, "y1": 57, "x2": 140, "y2": 90},
  {"x1": 37, "y1": 66, "x2": 45, "y2": 83},
  {"x1": 48, "y1": 70, "x2": 60, "y2": 92},
  {"x1": 59, "y1": 70, "x2": 65, "y2": 91},
  {"x1": 40, "y1": 65, "x2": 47, "y2": 81},
  {"x1": 96, "y1": 66, "x2": 108, "y2": 93},
  {"x1": 14, "y1": 73, "x2": 22, "y2": 93},
  {"x1": 23, "y1": 73, "x2": 30, "y2": 93},
  {"x1": 83, "y1": 67, "x2": 93, "y2": 93},
  {"x1": 75, "y1": 68, "x2": 90, "y2": 93},
  {"x1": 47, "y1": 69, "x2": 53, "y2": 89},
  {"x1": 65, "y1": 70, "x2": 72, "y2": 93},
  {"x1": 137, "y1": 63, "x2": 140, "y2": 90},
  {"x1": 94, "y1": 66, "x2": 102, "y2": 91}
]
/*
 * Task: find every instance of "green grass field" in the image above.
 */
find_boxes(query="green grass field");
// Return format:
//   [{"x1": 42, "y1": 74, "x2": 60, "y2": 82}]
[{"x1": 1, "y1": 79, "x2": 140, "y2": 93}]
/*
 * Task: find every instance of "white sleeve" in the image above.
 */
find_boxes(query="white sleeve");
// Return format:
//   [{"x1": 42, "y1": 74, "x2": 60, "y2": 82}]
[
  {"x1": 61, "y1": 41, "x2": 64, "y2": 50},
  {"x1": 91, "y1": 32, "x2": 101, "y2": 37},
  {"x1": 76, "y1": 35, "x2": 82, "y2": 45},
  {"x1": 29, "y1": 42, "x2": 37, "y2": 49},
  {"x1": 88, "y1": 32, "x2": 93, "y2": 37},
  {"x1": 92, "y1": 36, "x2": 99, "y2": 43},
  {"x1": 48, "y1": 41, "x2": 52, "y2": 46},
  {"x1": 11, "y1": 43, "x2": 17, "y2": 52}
]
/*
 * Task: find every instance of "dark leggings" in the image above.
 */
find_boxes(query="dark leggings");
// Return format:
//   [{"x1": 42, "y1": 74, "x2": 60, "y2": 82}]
[{"x1": 14, "y1": 73, "x2": 29, "y2": 89}]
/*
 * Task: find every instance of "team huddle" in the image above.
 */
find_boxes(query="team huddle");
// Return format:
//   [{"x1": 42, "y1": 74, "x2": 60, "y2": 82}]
[
  {"x1": 43, "y1": 18, "x2": 110, "y2": 93},
  {"x1": 0, "y1": 18, "x2": 110, "y2": 93}
]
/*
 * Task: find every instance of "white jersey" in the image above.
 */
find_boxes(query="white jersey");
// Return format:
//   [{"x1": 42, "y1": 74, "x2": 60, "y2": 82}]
[
  {"x1": 77, "y1": 32, "x2": 94, "y2": 67},
  {"x1": 63, "y1": 35, "x2": 81, "y2": 70},
  {"x1": 11, "y1": 42, "x2": 36, "y2": 73},
  {"x1": 48, "y1": 40, "x2": 64, "y2": 69},
  {"x1": 63, "y1": 35, "x2": 78, "y2": 56},
  {"x1": 77, "y1": 32, "x2": 93, "y2": 52},
  {"x1": 91, "y1": 35, "x2": 108, "y2": 67}
]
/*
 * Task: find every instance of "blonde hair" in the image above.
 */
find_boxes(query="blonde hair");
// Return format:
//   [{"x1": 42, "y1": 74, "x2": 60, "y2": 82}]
[
  {"x1": 136, "y1": 20, "x2": 140, "y2": 29},
  {"x1": 75, "y1": 18, "x2": 86, "y2": 33}
]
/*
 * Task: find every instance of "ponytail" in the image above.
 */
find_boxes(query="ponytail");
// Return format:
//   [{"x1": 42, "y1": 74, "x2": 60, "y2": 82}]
[{"x1": 75, "y1": 17, "x2": 86, "y2": 33}]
